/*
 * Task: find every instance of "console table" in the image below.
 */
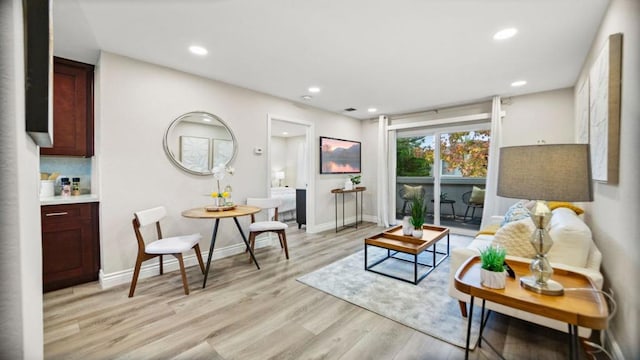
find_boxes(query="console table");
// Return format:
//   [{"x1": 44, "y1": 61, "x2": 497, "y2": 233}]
[{"x1": 331, "y1": 187, "x2": 366, "y2": 232}]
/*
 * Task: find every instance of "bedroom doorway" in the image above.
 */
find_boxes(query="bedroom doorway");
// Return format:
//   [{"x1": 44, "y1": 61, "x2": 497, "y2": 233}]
[{"x1": 267, "y1": 115, "x2": 314, "y2": 231}]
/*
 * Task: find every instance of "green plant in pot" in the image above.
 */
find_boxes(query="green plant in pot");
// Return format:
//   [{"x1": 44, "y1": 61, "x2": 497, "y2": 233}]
[
  {"x1": 409, "y1": 197, "x2": 425, "y2": 238},
  {"x1": 479, "y1": 245, "x2": 507, "y2": 289},
  {"x1": 349, "y1": 175, "x2": 361, "y2": 185}
]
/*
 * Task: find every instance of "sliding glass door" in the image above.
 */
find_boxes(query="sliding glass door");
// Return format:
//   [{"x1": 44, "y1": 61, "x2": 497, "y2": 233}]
[{"x1": 396, "y1": 125, "x2": 490, "y2": 231}]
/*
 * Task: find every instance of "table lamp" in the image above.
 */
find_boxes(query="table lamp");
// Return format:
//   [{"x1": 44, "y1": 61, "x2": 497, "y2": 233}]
[
  {"x1": 497, "y1": 144, "x2": 592, "y2": 295},
  {"x1": 275, "y1": 171, "x2": 285, "y2": 187}
]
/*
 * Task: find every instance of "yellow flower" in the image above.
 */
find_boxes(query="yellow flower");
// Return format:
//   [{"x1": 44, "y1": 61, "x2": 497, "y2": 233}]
[
  {"x1": 222, "y1": 192, "x2": 230, "y2": 198},
  {"x1": 211, "y1": 192, "x2": 219, "y2": 198}
]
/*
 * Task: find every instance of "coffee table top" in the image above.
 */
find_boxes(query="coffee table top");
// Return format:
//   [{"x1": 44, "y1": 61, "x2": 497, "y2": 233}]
[
  {"x1": 364, "y1": 224, "x2": 449, "y2": 255},
  {"x1": 454, "y1": 256, "x2": 609, "y2": 329}
]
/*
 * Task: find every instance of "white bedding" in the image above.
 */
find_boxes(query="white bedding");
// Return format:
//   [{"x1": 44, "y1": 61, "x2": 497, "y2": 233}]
[{"x1": 270, "y1": 187, "x2": 296, "y2": 213}]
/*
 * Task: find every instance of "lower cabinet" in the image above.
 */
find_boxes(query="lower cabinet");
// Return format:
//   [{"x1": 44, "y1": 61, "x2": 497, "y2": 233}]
[
  {"x1": 41, "y1": 202, "x2": 100, "y2": 292},
  {"x1": 296, "y1": 189, "x2": 306, "y2": 229}
]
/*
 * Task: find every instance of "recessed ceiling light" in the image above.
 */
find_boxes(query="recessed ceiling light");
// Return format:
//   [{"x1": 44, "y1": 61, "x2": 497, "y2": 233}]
[
  {"x1": 301, "y1": 95, "x2": 312, "y2": 100},
  {"x1": 308, "y1": 87, "x2": 321, "y2": 93},
  {"x1": 511, "y1": 80, "x2": 527, "y2": 87},
  {"x1": 493, "y1": 28, "x2": 518, "y2": 40},
  {"x1": 368, "y1": 108, "x2": 378, "y2": 113},
  {"x1": 282, "y1": 131, "x2": 288, "y2": 135},
  {"x1": 189, "y1": 45, "x2": 208, "y2": 56}
]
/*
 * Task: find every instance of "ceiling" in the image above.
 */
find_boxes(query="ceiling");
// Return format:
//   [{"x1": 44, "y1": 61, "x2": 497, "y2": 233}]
[{"x1": 53, "y1": 0, "x2": 610, "y2": 120}]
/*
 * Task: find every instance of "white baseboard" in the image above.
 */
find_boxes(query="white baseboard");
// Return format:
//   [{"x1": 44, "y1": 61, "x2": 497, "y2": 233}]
[
  {"x1": 99, "y1": 236, "x2": 275, "y2": 289},
  {"x1": 306, "y1": 214, "x2": 379, "y2": 234}
]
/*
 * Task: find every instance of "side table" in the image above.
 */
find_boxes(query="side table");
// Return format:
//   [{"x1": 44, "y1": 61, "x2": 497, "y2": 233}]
[
  {"x1": 431, "y1": 198, "x2": 456, "y2": 219},
  {"x1": 454, "y1": 256, "x2": 608, "y2": 360}
]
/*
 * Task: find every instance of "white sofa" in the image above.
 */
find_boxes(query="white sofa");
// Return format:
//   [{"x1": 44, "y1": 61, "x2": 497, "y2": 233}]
[{"x1": 448, "y1": 207, "x2": 603, "y2": 337}]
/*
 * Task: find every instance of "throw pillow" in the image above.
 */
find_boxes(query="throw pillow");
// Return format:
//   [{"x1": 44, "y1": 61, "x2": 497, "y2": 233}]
[
  {"x1": 547, "y1": 201, "x2": 584, "y2": 215},
  {"x1": 402, "y1": 185, "x2": 423, "y2": 199},
  {"x1": 501, "y1": 200, "x2": 531, "y2": 226},
  {"x1": 493, "y1": 218, "x2": 536, "y2": 258},
  {"x1": 469, "y1": 186, "x2": 485, "y2": 204}
]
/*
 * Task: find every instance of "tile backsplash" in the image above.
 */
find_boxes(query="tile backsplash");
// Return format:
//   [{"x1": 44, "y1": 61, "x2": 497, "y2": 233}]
[{"x1": 40, "y1": 156, "x2": 92, "y2": 195}]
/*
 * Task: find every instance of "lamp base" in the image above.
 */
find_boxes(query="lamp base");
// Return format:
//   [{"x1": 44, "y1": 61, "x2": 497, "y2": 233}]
[{"x1": 520, "y1": 276, "x2": 564, "y2": 296}]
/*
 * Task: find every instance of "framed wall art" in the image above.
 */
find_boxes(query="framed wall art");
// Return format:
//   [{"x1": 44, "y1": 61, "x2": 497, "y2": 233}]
[
  {"x1": 179, "y1": 136, "x2": 210, "y2": 172},
  {"x1": 589, "y1": 33, "x2": 622, "y2": 184}
]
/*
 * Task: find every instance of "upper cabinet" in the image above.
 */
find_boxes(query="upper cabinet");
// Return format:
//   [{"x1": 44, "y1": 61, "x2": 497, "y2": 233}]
[{"x1": 40, "y1": 57, "x2": 95, "y2": 157}]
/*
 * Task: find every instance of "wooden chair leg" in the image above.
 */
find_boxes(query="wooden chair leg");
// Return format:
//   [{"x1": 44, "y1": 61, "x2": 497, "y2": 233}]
[
  {"x1": 194, "y1": 244, "x2": 205, "y2": 274},
  {"x1": 280, "y1": 231, "x2": 289, "y2": 259},
  {"x1": 458, "y1": 300, "x2": 468, "y2": 318},
  {"x1": 175, "y1": 253, "x2": 189, "y2": 295},
  {"x1": 129, "y1": 257, "x2": 143, "y2": 298},
  {"x1": 159, "y1": 254, "x2": 163, "y2": 275},
  {"x1": 278, "y1": 233, "x2": 284, "y2": 248}
]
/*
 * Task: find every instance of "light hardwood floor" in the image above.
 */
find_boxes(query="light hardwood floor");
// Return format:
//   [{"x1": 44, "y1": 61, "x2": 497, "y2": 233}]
[{"x1": 44, "y1": 222, "x2": 574, "y2": 359}]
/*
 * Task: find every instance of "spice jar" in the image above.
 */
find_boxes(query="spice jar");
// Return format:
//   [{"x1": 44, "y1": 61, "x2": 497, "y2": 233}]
[
  {"x1": 60, "y1": 178, "x2": 71, "y2": 197},
  {"x1": 72, "y1": 177, "x2": 81, "y2": 196}
]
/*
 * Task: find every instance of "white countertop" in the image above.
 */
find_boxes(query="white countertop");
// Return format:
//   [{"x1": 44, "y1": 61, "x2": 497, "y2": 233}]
[{"x1": 40, "y1": 194, "x2": 100, "y2": 206}]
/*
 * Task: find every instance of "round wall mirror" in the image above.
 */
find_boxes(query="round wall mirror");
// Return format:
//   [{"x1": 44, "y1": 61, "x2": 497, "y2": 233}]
[{"x1": 163, "y1": 111, "x2": 237, "y2": 176}]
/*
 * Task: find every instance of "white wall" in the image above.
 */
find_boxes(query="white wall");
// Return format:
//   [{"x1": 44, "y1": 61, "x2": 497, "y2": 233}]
[
  {"x1": 501, "y1": 87, "x2": 575, "y2": 146},
  {"x1": 574, "y1": 1, "x2": 640, "y2": 358},
  {"x1": 270, "y1": 136, "x2": 286, "y2": 186},
  {"x1": 0, "y1": 0, "x2": 44, "y2": 357},
  {"x1": 96, "y1": 52, "x2": 364, "y2": 275}
]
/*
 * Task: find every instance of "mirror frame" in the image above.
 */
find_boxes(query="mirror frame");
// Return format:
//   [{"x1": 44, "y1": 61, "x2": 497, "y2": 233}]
[{"x1": 163, "y1": 111, "x2": 238, "y2": 176}]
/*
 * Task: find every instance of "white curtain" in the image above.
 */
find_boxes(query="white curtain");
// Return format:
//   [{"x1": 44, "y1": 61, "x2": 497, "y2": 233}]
[
  {"x1": 295, "y1": 141, "x2": 307, "y2": 189},
  {"x1": 480, "y1": 96, "x2": 503, "y2": 228},
  {"x1": 376, "y1": 115, "x2": 392, "y2": 227}
]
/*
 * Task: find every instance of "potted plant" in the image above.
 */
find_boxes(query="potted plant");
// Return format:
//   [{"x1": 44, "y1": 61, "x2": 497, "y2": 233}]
[
  {"x1": 479, "y1": 245, "x2": 507, "y2": 289},
  {"x1": 349, "y1": 175, "x2": 362, "y2": 186},
  {"x1": 409, "y1": 197, "x2": 425, "y2": 238}
]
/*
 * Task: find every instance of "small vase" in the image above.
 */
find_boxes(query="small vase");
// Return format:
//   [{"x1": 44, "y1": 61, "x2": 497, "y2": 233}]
[
  {"x1": 412, "y1": 229, "x2": 423, "y2": 238},
  {"x1": 402, "y1": 216, "x2": 414, "y2": 235},
  {"x1": 480, "y1": 268, "x2": 506, "y2": 289},
  {"x1": 216, "y1": 197, "x2": 225, "y2": 207}
]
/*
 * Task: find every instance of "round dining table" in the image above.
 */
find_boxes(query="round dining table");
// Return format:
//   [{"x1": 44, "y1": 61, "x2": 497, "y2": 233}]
[{"x1": 182, "y1": 205, "x2": 261, "y2": 288}]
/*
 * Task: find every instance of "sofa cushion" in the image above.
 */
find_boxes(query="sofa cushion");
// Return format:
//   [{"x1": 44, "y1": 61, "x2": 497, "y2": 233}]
[
  {"x1": 546, "y1": 207, "x2": 592, "y2": 267},
  {"x1": 402, "y1": 185, "x2": 423, "y2": 199},
  {"x1": 493, "y1": 218, "x2": 536, "y2": 258},
  {"x1": 548, "y1": 201, "x2": 584, "y2": 215},
  {"x1": 470, "y1": 186, "x2": 485, "y2": 204},
  {"x1": 501, "y1": 200, "x2": 531, "y2": 226}
]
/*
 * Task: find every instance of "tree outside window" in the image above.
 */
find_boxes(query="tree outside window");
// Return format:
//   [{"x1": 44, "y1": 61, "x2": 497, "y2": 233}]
[
  {"x1": 440, "y1": 130, "x2": 490, "y2": 178},
  {"x1": 396, "y1": 130, "x2": 490, "y2": 177}
]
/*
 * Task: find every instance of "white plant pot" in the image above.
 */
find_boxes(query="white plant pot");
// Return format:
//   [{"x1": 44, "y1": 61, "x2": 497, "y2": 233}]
[
  {"x1": 480, "y1": 268, "x2": 506, "y2": 289},
  {"x1": 402, "y1": 216, "x2": 414, "y2": 235},
  {"x1": 412, "y1": 229, "x2": 423, "y2": 238}
]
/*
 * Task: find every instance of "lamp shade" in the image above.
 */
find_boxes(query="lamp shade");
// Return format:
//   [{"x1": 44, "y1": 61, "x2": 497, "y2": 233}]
[
  {"x1": 275, "y1": 171, "x2": 285, "y2": 180},
  {"x1": 497, "y1": 144, "x2": 593, "y2": 202}
]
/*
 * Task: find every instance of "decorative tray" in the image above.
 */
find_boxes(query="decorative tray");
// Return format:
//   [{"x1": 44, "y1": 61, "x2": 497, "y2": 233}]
[{"x1": 205, "y1": 204, "x2": 236, "y2": 212}]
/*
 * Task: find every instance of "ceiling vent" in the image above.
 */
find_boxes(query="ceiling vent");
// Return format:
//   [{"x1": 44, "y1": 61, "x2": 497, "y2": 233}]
[{"x1": 344, "y1": 108, "x2": 357, "y2": 112}]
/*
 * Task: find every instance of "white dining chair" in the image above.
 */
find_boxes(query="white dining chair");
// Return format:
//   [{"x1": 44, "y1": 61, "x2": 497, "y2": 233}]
[
  {"x1": 246, "y1": 198, "x2": 289, "y2": 261},
  {"x1": 129, "y1": 206, "x2": 205, "y2": 297}
]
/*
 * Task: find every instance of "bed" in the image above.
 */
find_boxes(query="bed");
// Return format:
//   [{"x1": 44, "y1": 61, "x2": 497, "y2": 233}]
[{"x1": 270, "y1": 187, "x2": 296, "y2": 219}]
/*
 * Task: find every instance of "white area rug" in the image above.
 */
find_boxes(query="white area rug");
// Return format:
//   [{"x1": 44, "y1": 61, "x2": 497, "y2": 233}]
[{"x1": 297, "y1": 234, "x2": 481, "y2": 349}]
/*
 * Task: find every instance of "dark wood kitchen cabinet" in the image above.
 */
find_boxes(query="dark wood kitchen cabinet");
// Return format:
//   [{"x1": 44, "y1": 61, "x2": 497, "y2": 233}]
[
  {"x1": 40, "y1": 57, "x2": 94, "y2": 157},
  {"x1": 41, "y1": 202, "x2": 100, "y2": 292}
]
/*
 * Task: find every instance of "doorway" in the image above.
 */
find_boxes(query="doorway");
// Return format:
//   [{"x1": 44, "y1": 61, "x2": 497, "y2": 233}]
[{"x1": 267, "y1": 115, "x2": 314, "y2": 231}]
